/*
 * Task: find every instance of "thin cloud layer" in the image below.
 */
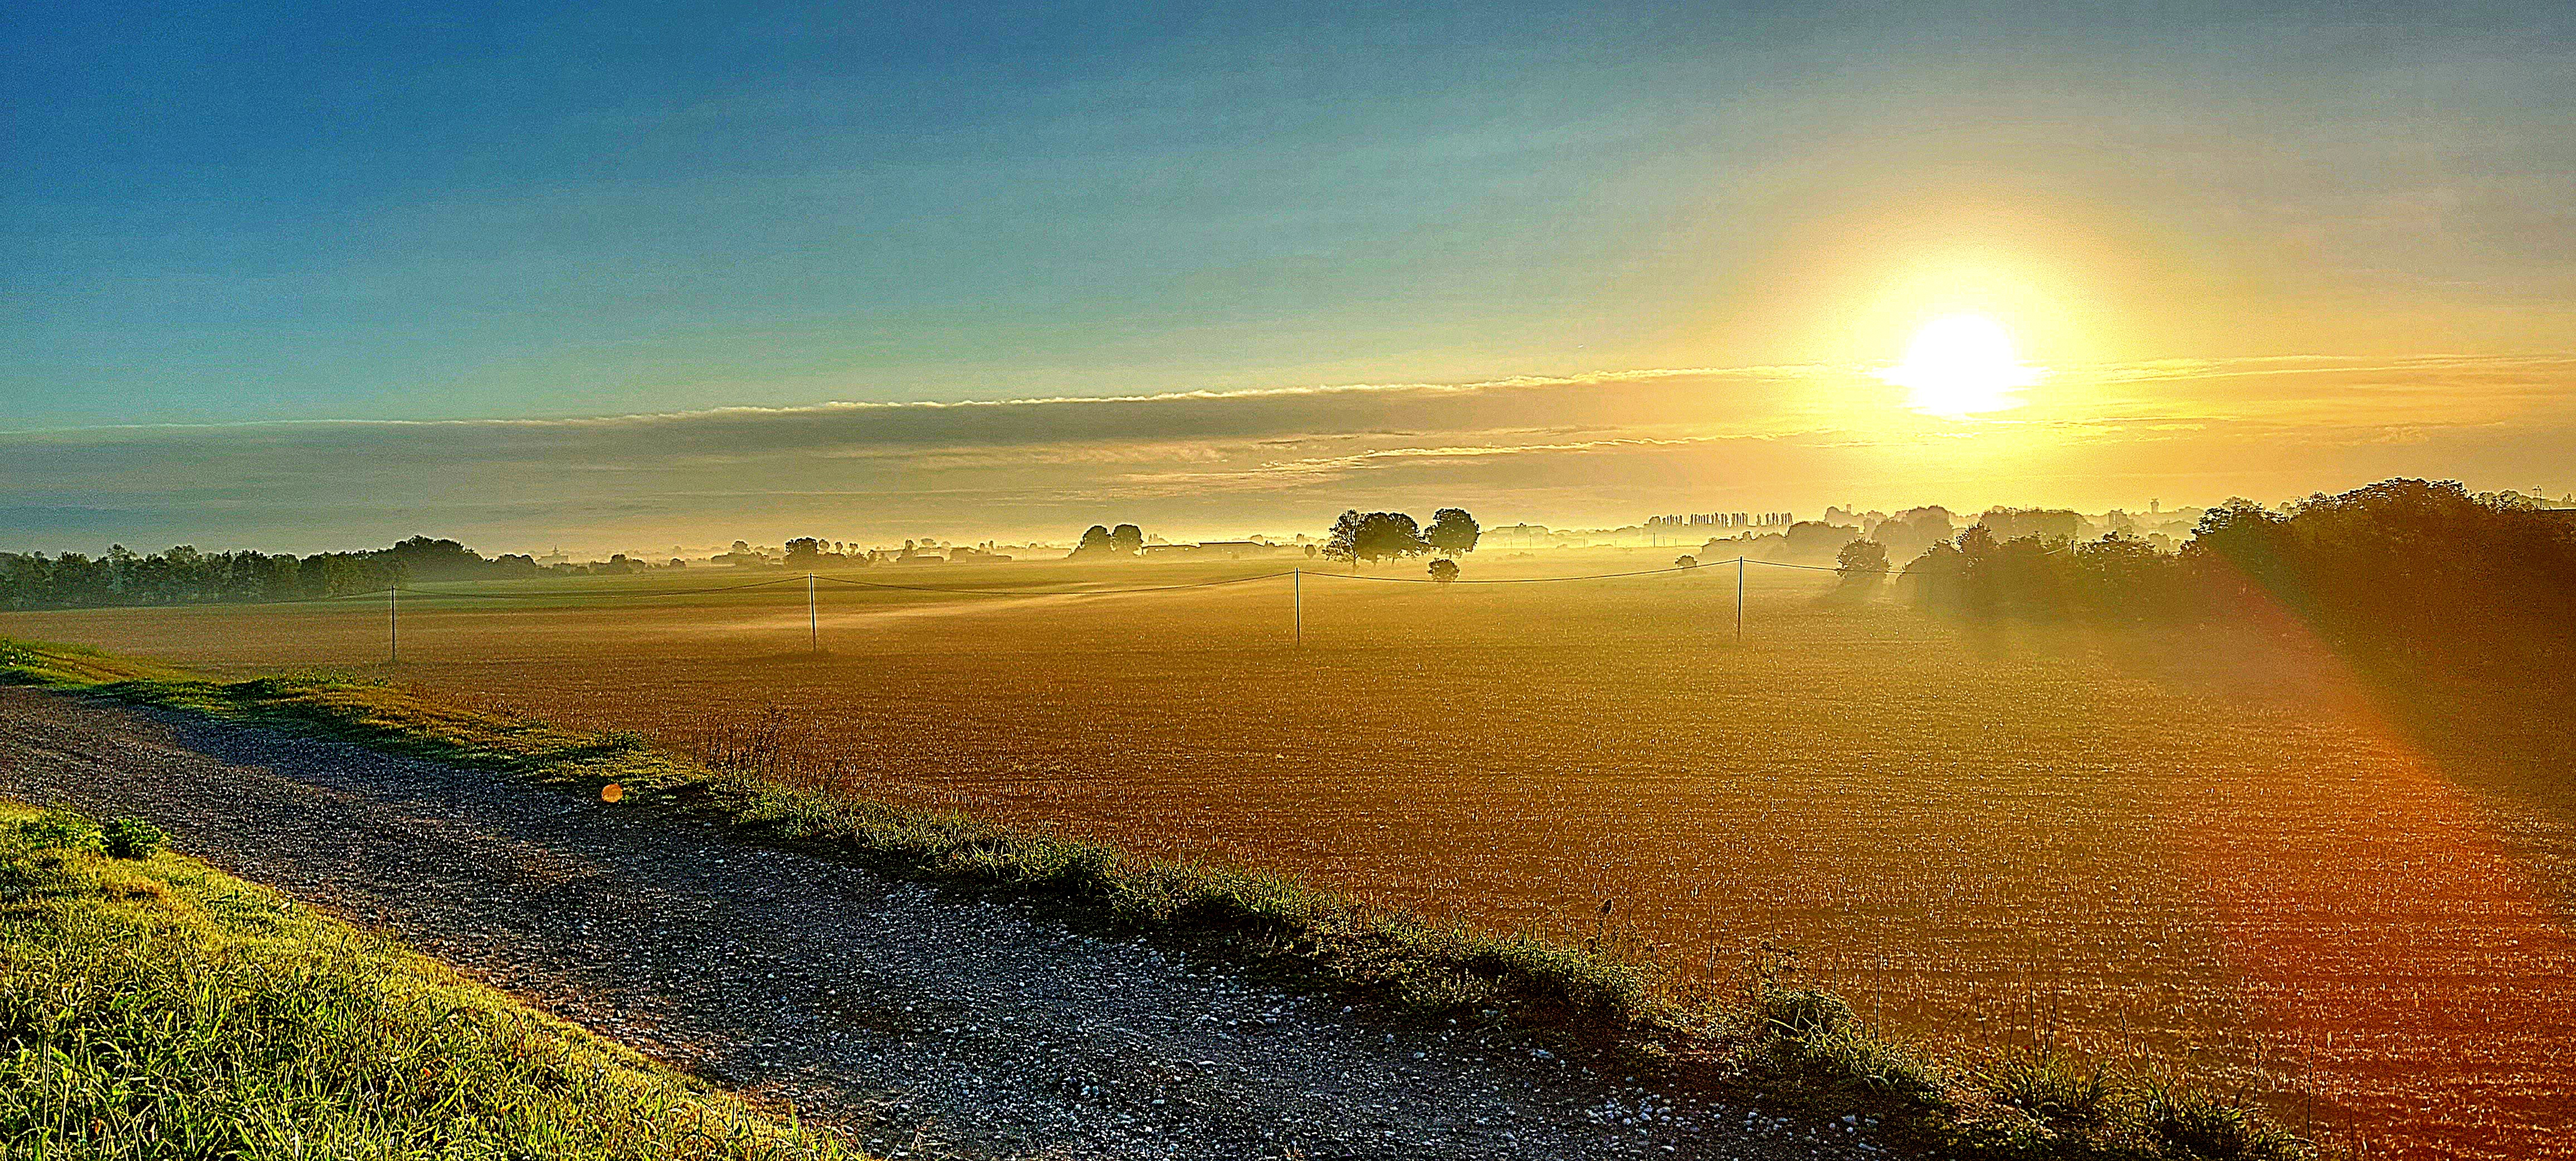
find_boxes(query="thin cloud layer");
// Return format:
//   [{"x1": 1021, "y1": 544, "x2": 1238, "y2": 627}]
[{"x1": 3, "y1": 357, "x2": 2568, "y2": 554}]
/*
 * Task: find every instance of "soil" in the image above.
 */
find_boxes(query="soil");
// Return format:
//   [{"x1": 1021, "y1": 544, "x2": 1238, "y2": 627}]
[{"x1": 0, "y1": 685, "x2": 1889, "y2": 1161}]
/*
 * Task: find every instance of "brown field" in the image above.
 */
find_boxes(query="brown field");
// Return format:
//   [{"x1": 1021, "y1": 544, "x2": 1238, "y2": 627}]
[{"x1": 8, "y1": 552, "x2": 2573, "y2": 1159}]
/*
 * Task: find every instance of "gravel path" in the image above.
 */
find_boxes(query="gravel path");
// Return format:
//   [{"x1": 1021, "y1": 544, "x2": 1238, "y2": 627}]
[{"x1": 0, "y1": 686, "x2": 1891, "y2": 1161}]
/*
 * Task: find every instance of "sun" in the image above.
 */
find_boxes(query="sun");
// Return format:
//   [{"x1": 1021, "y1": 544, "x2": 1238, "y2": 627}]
[{"x1": 1876, "y1": 314, "x2": 2043, "y2": 418}]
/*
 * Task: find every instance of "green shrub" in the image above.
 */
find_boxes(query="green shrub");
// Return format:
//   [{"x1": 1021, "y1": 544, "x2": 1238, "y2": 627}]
[
  {"x1": 16, "y1": 810, "x2": 99, "y2": 852},
  {"x1": 100, "y1": 815, "x2": 166, "y2": 860}
]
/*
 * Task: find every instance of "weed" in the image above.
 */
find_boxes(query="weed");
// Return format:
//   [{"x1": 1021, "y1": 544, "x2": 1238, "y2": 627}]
[
  {"x1": 99, "y1": 814, "x2": 165, "y2": 860},
  {"x1": 1982, "y1": 1050, "x2": 2116, "y2": 1132}
]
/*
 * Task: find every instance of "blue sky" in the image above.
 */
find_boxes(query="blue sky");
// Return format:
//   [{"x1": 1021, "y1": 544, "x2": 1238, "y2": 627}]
[{"x1": 4, "y1": 2, "x2": 2570, "y2": 548}]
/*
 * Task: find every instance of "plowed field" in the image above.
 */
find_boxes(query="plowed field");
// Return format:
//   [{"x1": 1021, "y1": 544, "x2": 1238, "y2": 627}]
[{"x1": 11, "y1": 552, "x2": 2570, "y2": 1158}]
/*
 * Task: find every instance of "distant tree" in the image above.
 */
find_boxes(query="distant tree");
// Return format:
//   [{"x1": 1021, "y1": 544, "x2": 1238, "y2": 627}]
[
  {"x1": 1071, "y1": 525, "x2": 1114, "y2": 557},
  {"x1": 1868, "y1": 507, "x2": 1955, "y2": 563},
  {"x1": 1976, "y1": 507, "x2": 2089, "y2": 543},
  {"x1": 1783, "y1": 520, "x2": 1861, "y2": 562},
  {"x1": 731, "y1": 540, "x2": 753, "y2": 555},
  {"x1": 376, "y1": 535, "x2": 490, "y2": 581},
  {"x1": 1674, "y1": 554, "x2": 1698, "y2": 568},
  {"x1": 1323, "y1": 510, "x2": 1431, "y2": 564},
  {"x1": 2070, "y1": 530, "x2": 2174, "y2": 619},
  {"x1": 1835, "y1": 538, "x2": 1889, "y2": 582},
  {"x1": 1109, "y1": 524, "x2": 1145, "y2": 555},
  {"x1": 1428, "y1": 558, "x2": 1460, "y2": 583},
  {"x1": 1901, "y1": 540, "x2": 1967, "y2": 607},
  {"x1": 784, "y1": 537, "x2": 826, "y2": 565},
  {"x1": 1323, "y1": 511, "x2": 1364, "y2": 562},
  {"x1": 1424, "y1": 508, "x2": 1481, "y2": 557}
]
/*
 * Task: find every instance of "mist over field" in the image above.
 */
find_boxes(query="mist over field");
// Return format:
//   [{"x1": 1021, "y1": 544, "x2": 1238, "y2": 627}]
[
  {"x1": 7, "y1": 480, "x2": 2575, "y2": 1159},
  {"x1": 8, "y1": 2, "x2": 2574, "y2": 1159}
]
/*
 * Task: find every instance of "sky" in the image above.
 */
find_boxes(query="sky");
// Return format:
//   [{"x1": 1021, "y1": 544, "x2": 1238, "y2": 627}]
[{"x1": 6, "y1": 2, "x2": 2572, "y2": 553}]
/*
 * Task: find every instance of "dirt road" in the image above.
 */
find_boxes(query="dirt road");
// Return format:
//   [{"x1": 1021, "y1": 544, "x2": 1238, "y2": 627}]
[{"x1": 0, "y1": 686, "x2": 1886, "y2": 1160}]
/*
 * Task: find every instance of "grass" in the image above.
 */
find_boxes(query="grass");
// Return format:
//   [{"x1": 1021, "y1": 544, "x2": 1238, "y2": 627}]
[
  {"x1": 0, "y1": 796, "x2": 863, "y2": 1160},
  {"x1": 0, "y1": 635, "x2": 2308, "y2": 1160}
]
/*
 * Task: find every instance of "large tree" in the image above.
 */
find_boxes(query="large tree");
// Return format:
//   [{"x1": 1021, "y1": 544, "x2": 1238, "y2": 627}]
[
  {"x1": 1424, "y1": 508, "x2": 1481, "y2": 557},
  {"x1": 1071, "y1": 525, "x2": 1115, "y2": 557},
  {"x1": 1834, "y1": 538, "x2": 1888, "y2": 583},
  {"x1": 1109, "y1": 524, "x2": 1145, "y2": 554},
  {"x1": 1323, "y1": 510, "x2": 1431, "y2": 564}
]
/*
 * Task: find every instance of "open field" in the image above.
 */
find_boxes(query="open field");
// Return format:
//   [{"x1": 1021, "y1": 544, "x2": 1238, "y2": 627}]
[{"x1": 8, "y1": 550, "x2": 2573, "y2": 1159}]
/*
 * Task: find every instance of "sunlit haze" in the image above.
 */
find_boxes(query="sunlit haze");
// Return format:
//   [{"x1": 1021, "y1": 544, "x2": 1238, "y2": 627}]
[
  {"x1": 8, "y1": 8, "x2": 2576, "y2": 1159},
  {"x1": 4, "y1": 1, "x2": 2571, "y2": 550},
  {"x1": 1879, "y1": 314, "x2": 2043, "y2": 418}
]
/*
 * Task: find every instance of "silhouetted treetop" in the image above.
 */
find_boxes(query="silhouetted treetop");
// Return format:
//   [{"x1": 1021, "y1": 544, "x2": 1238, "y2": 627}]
[
  {"x1": 1424, "y1": 509, "x2": 1481, "y2": 557},
  {"x1": 1323, "y1": 510, "x2": 1431, "y2": 564},
  {"x1": 1835, "y1": 538, "x2": 1888, "y2": 581}
]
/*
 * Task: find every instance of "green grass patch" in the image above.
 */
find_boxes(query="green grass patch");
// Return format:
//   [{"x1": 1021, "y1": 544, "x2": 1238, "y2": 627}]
[
  {"x1": 1, "y1": 636, "x2": 2307, "y2": 1160},
  {"x1": 0, "y1": 798, "x2": 862, "y2": 1159}
]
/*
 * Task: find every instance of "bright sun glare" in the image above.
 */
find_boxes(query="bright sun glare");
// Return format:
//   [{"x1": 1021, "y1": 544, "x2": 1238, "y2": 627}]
[{"x1": 1877, "y1": 314, "x2": 2043, "y2": 418}]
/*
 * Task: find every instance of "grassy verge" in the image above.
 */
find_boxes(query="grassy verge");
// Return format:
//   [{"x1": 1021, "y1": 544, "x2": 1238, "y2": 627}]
[
  {"x1": 0, "y1": 796, "x2": 862, "y2": 1159},
  {"x1": 0, "y1": 636, "x2": 2307, "y2": 1160}
]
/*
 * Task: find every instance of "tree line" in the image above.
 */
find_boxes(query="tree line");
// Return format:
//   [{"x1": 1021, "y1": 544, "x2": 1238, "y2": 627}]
[
  {"x1": 1061, "y1": 508, "x2": 1484, "y2": 578},
  {"x1": 1896, "y1": 478, "x2": 2576, "y2": 671},
  {"x1": 0, "y1": 536, "x2": 599, "y2": 610}
]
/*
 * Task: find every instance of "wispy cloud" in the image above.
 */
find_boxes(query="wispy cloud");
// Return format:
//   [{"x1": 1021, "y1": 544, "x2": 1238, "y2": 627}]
[{"x1": 2, "y1": 356, "x2": 2568, "y2": 554}]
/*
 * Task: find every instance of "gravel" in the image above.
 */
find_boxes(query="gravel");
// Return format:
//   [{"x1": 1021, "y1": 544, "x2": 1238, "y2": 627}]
[{"x1": 0, "y1": 686, "x2": 1894, "y2": 1160}]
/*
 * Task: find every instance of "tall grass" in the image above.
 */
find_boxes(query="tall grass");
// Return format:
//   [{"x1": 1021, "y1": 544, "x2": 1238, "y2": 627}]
[
  {"x1": 0, "y1": 799, "x2": 861, "y2": 1159},
  {"x1": 0, "y1": 636, "x2": 2308, "y2": 1160}
]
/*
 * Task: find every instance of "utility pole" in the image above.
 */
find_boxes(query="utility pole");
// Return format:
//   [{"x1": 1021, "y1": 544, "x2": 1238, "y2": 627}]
[
  {"x1": 808, "y1": 572, "x2": 818, "y2": 651},
  {"x1": 388, "y1": 583, "x2": 399, "y2": 664},
  {"x1": 1292, "y1": 568, "x2": 1302, "y2": 648},
  {"x1": 1735, "y1": 555, "x2": 1745, "y2": 645}
]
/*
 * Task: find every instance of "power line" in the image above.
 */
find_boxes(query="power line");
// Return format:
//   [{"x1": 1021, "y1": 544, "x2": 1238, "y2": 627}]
[
  {"x1": 99, "y1": 587, "x2": 403, "y2": 608},
  {"x1": 812, "y1": 571, "x2": 1295, "y2": 597},
  {"x1": 391, "y1": 576, "x2": 808, "y2": 599},
  {"x1": 1305, "y1": 563, "x2": 1701, "y2": 584},
  {"x1": 1747, "y1": 559, "x2": 1891, "y2": 574}
]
